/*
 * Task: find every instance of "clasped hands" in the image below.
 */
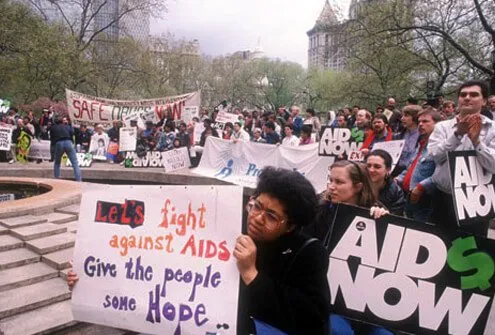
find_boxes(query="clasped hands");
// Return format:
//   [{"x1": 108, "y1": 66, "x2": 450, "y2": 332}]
[{"x1": 456, "y1": 114, "x2": 481, "y2": 145}]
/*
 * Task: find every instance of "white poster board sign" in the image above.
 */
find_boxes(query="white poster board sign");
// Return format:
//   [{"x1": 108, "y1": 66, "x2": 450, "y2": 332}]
[
  {"x1": 0, "y1": 126, "x2": 12, "y2": 151},
  {"x1": 119, "y1": 127, "x2": 137, "y2": 152},
  {"x1": 0, "y1": 194, "x2": 14, "y2": 202},
  {"x1": 182, "y1": 106, "x2": 199, "y2": 124},
  {"x1": 162, "y1": 147, "x2": 191, "y2": 172},
  {"x1": 27, "y1": 140, "x2": 51, "y2": 160},
  {"x1": 71, "y1": 185, "x2": 242, "y2": 335},
  {"x1": 372, "y1": 140, "x2": 405, "y2": 170}
]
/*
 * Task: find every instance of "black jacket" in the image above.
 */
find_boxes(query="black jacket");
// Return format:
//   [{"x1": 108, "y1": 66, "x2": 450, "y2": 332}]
[
  {"x1": 238, "y1": 231, "x2": 330, "y2": 335},
  {"x1": 304, "y1": 201, "x2": 337, "y2": 245},
  {"x1": 378, "y1": 179, "x2": 405, "y2": 216}
]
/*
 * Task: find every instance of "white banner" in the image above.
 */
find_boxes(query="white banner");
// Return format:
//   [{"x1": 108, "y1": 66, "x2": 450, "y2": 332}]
[
  {"x1": 0, "y1": 126, "x2": 12, "y2": 151},
  {"x1": 27, "y1": 140, "x2": 51, "y2": 160},
  {"x1": 66, "y1": 153, "x2": 93, "y2": 167},
  {"x1": 66, "y1": 89, "x2": 201, "y2": 125},
  {"x1": 163, "y1": 147, "x2": 191, "y2": 172},
  {"x1": 119, "y1": 127, "x2": 137, "y2": 152},
  {"x1": 372, "y1": 140, "x2": 405, "y2": 170},
  {"x1": 194, "y1": 137, "x2": 334, "y2": 193},
  {"x1": 71, "y1": 185, "x2": 242, "y2": 335}
]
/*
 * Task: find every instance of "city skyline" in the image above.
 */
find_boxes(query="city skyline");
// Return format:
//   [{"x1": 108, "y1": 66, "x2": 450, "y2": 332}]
[{"x1": 151, "y1": 0, "x2": 352, "y2": 67}]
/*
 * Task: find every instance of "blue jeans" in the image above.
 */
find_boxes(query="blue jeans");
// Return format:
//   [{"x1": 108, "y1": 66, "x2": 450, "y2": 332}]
[{"x1": 54, "y1": 140, "x2": 81, "y2": 181}]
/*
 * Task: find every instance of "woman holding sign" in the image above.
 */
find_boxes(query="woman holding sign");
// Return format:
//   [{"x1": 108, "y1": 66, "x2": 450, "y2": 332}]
[{"x1": 234, "y1": 167, "x2": 331, "y2": 334}]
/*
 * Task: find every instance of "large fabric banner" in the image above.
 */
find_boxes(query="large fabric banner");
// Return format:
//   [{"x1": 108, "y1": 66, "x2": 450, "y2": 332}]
[
  {"x1": 27, "y1": 140, "x2": 51, "y2": 160},
  {"x1": 0, "y1": 126, "x2": 12, "y2": 151},
  {"x1": 72, "y1": 185, "x2": 242, "y2": 335},
  {"x1": 327, "y1": 204, "x2": 495, "y2": 335},
  {"x1": 448, "y1": 150, "x2": 495, "y2": 227},
  {"x1": 66, "y1": 89, "x2": 201, "y2": 125},
  {"x1": 194, "y1": 137, "x2": 334, "y2": 193}
]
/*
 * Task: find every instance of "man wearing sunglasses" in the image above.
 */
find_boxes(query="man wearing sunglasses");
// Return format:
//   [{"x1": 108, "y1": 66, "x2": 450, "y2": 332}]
[{"x1": 428, "y1": 80, "x2": 495, "y2": 236}]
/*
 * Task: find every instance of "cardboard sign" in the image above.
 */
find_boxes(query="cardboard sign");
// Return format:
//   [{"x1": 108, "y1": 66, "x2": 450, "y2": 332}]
[
  {"x1": 0, "y1": 126, "x2": 12, "y2": 151},
  {"x1": 71, "y1": 185, "x2": 242, "y2": 335},
  {"x1": 15, "y1": 130, "x2": 31, "y2": 162},
  {"x1": 89, "y1": 134, "x2": 110, "y2": 161},
  {"x1": 448, "y1": 151, "x2": 495, "y2": 227},
  {"x1": 66, "y1": 89, "x2": 201, "y2": 125},
  {"x1": 327, "y1": 204, "x2": 495, "y2": 335},
  {"x1": 182, "y1": 106, "x2": 199, "y2": 124},
  {"x1": 319, "y1": 127, "x2": 363, "y2": 157},
  {"x1": 27, "y1": 140, "x2": 51, "y2": 160},
  {"x1": 124, "y1": 152, "x2": 166, "y2": 168},
  {"x1": 67, "y1": 153, "x2": 93, "y2": 167},
  {"x1": 372, "y1": 140, "x2": 405, "y2": 170},
  {"x1": 162, "y1": 147, "x2": 190, "y2": 172},
  {"x1": 119, "y1": 127, "x2": 137, "y2": 152}
]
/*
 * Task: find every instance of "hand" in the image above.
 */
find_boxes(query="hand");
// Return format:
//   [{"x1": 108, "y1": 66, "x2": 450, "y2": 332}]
[
  {"x1": 67, "y1": 270, "x2": 79, "y2": 291},
  {"x1": 233, "y1": 235, "x2": 258, "y2": 285},
  {"x1": 456, "y1": 116, "x2": 469, "y2": 136},
  {"x1": 370, "y1": 206, "x2": 389, "y2": 219},
  {"x1": 466, "y1": 114, "x2": 481, "y2": 145},
  {"x1": 410, "y1": 186, "x2": 423, "y2": 204},
  {"x1": 360, "y1": 148, "x2": 369, "y2": 155}
]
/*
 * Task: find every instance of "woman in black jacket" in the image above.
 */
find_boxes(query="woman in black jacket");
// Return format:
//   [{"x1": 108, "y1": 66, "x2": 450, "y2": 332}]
[
  {"x1": 235, "y1": 167, "x2": 331, "y2": 334},
  {"x1": 365, "y1": 149, "x2": 405, "y2": 216}
]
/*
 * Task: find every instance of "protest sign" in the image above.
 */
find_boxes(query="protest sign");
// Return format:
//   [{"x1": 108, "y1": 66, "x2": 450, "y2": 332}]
[
  {"x1": 15, "y1": 130, "x2": 31, "y2": 162},
  {"x1": 193, "y1": 123, "x2": 204, "y2": 144},
  {"x1": 0, "y1": 194, "x2": 14, "y2": 202},
  {"x1": 162, "y1": 147, "x2": 190, "y2": 172},
  {"x1": 124, "y1": 151, "x2": 166, "y2": 168},
  {"x1": 66, "y1": 89, "x2": 201, "y2": 125},
  {"x1": 89, "y1": 134, "x2": 110, "y2": 161},
  {"x1": 182, "y1": 106, "x2": 199, "y2": 124},
  {"x1": 0, "y1": 98, "x2": 10, "y2": 114},
  {"x1": 372, "y1": 140, "x2": 405, "y2": 170},
  {"x1": 194, "y1": 137, "x2": 334, "y2": 193},
  {"x1": 448, "y1": 151, "x2": 495, "y2": 227},
  {"x1": 348, "y1": 151, "x2": 364, "y2": 162},
  {"x1": 0, "y1": 126, "x2": 12, "y2": 151},
  {"x1": 27, "y1": 140, "x2": 51, "y2": 160},
  {"x1": 215, "y1": 111, "x2": 239, "y2": 124},
  {"x1": 71, "y1": 185, "x2": 242, "y2": 335},
  {"x1": 119, "y1": 127, "x2": 137, "y2": 152},
  {"x1": 66, "y1": 153, "x2": 93, "y2": 167},
  {"x1": 327, "y1": 204, "x2": 495, "y2": 335},
  {"x1": 319, "y1": 127, "x2": 363, "y2": 157}
]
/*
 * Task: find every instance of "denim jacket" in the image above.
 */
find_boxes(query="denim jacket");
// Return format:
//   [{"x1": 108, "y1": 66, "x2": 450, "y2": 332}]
[{"x1": 397, "y1": 137, "x2": 437, "y2": 195}]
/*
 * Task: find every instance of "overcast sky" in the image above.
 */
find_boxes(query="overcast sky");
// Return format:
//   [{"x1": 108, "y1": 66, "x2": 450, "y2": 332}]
[{"x1": 151, "y1": 0, "x2": 351, "y2": 67}]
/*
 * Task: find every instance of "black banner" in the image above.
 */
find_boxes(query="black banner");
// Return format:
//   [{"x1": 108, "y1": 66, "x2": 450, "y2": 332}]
[
  {"x1": 327, "y1": 204, "x2": 495, "y2": 335},
  {"x1": 448, "y1": 151, "x2": 495, "y2": 227}
]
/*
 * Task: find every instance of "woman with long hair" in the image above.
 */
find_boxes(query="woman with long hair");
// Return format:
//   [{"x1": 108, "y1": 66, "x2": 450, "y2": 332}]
[{"x1": 365, "y1": 149, "x2": 405, "y2": 216}]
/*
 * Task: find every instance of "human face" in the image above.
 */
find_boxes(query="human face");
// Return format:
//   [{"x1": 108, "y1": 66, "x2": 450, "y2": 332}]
[
  {"x1": 233, "y1": 124, "x2": 241, "y2": 132},
  {"x1": 458, "y1": 85, "x2": 486, "y2": 115},
  {"x1": 366, "y1": 155, "x2": 389, "y2": 184},
  {"x1": 356, "y1": 111, "x2": 367, "y2": 127},
  {"x1": 254, "y1": 131, "x2": 261, "y2": 139},
  {"x1": 488, "y1": 96, "x2": 495, "y2": 111},
  {"x1": 444, "y1": 104, "x2": 455, "y2": 116},
  {"x1": 284, "y1": 126, "x2": 292, "y2": 137},
  {"x1": 337, "y1": 116, "x2": 346, "y2": 128},
  {"x1": 418, "y1": 114, "x2": 436, "y2": 136},
  {"x1": 372, "y1": 118, "x2": 386, "y2": 133},
  {"x1": 327, "y1": 166, "x2": 361, "y2": 205},
  {"x1": 246, "y1": 193, "x2": 289, "y2": 242},
  {"x1": 401, "y1": 113, "x2": 414, "y2": 129}
]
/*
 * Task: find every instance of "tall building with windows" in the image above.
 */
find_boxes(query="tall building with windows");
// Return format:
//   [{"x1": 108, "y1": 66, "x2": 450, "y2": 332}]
[{"x1": 307, "y1": 0, "x2": 348, "y2": 71}]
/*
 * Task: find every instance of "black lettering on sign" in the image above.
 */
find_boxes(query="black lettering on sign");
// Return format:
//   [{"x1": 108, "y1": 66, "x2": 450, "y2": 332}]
[{"x1": 94, "y1": 199, "x2": 145, "y2": 228}]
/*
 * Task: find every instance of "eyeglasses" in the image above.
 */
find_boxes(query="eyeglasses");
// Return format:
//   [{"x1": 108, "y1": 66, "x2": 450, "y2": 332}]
[
  {"x1": 459, "y1": 92, "x2": 481, "y2": 98},
  {"x1": 246, "y1": 199, "x2": 286, "y2": 230}
]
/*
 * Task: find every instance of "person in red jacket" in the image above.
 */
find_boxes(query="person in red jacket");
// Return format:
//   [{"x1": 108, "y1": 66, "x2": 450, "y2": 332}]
[{"x1": 360, "y1": 114, "x2": 393, "y2": 155}]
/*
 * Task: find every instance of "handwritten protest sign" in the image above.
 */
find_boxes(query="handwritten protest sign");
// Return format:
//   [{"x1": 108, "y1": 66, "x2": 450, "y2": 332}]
[
  {"x1": 27, "y1": 140, "x2": 51, "y2": 160},
  {"x1": 119, "y1": 127, "x2": 137, "y2": 152},
  {"x1": 372, "y1": 140, "x2": 405, "y2": 170},
  {"x1": 162, "y1": 147, "x2": 190, "y2": 172},
  {"x1": 66, "y1": 89, "x2": 201, "y2": 125},
  {"x1": 0, "y1": 126, "x2": 12, "y2": 151},
  {"x1": 448, "y1": 151, "x2": 495, "y2": 227},
  {"x1": 72, "y1": 185, "x2": 242, "y2": 335},
  {"x1": 67, "y1": 153, "x2": 93, "y2": 167},
  {"x1": 319, "y1": 127, "x2": 363, "y2": 157},
  {"x1": 327, "y1": 204, "x2": 495, "y2": 335}
]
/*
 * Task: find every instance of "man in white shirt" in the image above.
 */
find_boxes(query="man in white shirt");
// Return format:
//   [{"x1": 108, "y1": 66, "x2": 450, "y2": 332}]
[
  {"x1": 281, "y1": 124, "x2": 299, "y2": 147},
  {"x1": 488, "y1": 95, "x2": 495, "y2": 120},
  {"x1": 428, "y1": 80, "x2": 495, "y2": 236},
  {"x1": 232, "y1": 122, "x2": 250, "y2": 143}
]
